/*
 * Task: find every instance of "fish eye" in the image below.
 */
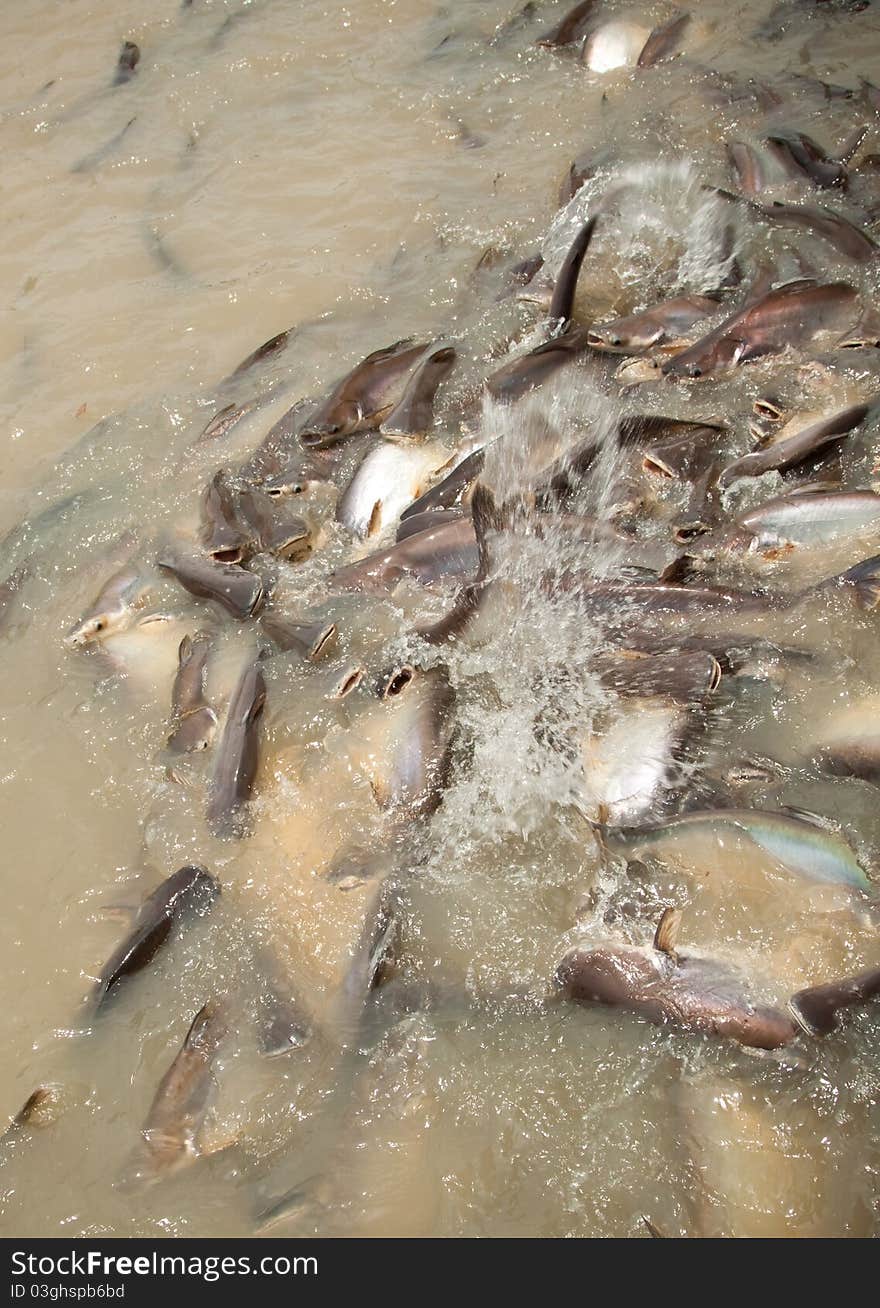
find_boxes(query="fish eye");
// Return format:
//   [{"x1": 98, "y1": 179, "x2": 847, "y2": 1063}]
[
  {"x1": 609, "y1": 336, "x2": 622, "y2": 347},
  {"x1": 94, "y1": 620, "x2": 104, "y2": 632},
  {"x1": 688, "y1": 366, "x2": 702, "y2": 378}
]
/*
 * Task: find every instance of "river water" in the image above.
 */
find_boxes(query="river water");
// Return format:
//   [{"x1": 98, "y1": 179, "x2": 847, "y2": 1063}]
[{"x1": 1, "y1": 0, "x2": 880, "y2": 1237}]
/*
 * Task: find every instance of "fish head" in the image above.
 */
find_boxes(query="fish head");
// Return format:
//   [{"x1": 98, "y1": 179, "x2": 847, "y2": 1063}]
[
  {"x1": 587, "y1": 321, "x2": 662, "y2": 353},
  {"x1": 662, "y1": 337, "x2": 744, "y2": 380},
  {"x1": 299, "y1": 402, "x2": 362, "y2": 448}
]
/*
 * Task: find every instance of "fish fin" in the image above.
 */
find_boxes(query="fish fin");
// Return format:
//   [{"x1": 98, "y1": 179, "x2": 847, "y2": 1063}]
[
  {"x1": 777, "y1": 805, "x2": 838, "y2": 832},
  {"x1": 821, "y1": 552, "x2": 880, "y2": 607},
  {"x1": 367, "y1": 501, "x2": 383, "y2": 537},
  {"x1": 641, "y1": 1215, "x2": 667, "y2": 1238},
  {"x1": 471, "y1": 481, "x2": 502, "y2": 581},
  {"x1": 657, "y1": 554, "x2": 699, "y2": 585},
  {"x1": 653, "y1": 907, "x2": 682, "y2": 959},
  {"x1": 835, "y1": 124, "x2": 869, "y2": 166}
]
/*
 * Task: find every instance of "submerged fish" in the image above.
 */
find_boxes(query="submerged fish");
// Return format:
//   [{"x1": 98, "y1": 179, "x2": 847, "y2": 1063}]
[{"x1": 123, "y1": 1000, "x2": 228, "y2": 1185}]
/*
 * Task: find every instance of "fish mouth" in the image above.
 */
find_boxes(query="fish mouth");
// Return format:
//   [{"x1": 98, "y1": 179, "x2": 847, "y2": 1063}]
[
  {"x1": 586, "y1": 331, "x2": 616, "y2": 350},
  {"x1": 209, "y1": 546, "x2": 246, "y2": 564},
  {"x1": 642, "y1": 455, "x2": 675, "y2": 478},
  {"x1": 308, "y1": 623, "x2": 337, "y2": 661},
  {"x1": 328, "y1": 665, "x2": 364, "y2": 700},
  {"x1": 379, "y1": 664, "x2": 415, "y2": 699}
]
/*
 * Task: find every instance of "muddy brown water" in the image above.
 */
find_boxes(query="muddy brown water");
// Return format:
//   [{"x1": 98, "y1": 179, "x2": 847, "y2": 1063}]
[{"x1": 1, "y1": 0, "x2": 880, "y2": 1237}]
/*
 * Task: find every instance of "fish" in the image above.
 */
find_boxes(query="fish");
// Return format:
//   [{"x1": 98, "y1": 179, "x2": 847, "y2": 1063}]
[
  {"x1": 535, "y1": 0, "x2": 598, "y2": 48},
  {"x1": 396, "y1": 507, "x2": 466, "y2": 541},
  {"x1": 641, "y1": 424, "x2": 723, "y2": 481},
  {"x1": 113, "y1": 41, "x2": 140, "y2": 86},
  {"x1": 331, "y1": 516, "x2": 478, "y2": 593},
  {"x1": 594, "y1": 650, "x2": 722, "y2": 704},
  {"x1": 206, "y1": 654, "x2": 267, "y2": 839},
  {"x1": 223, "y1": 329, "x2": 292, "y2": 384},
  {"x1": 0, "y1": 559, "x2": 31, "y2": 633},
  {"x1": 734, "y1": 487, "x2": 880, "y2": 552},
  {"x1": 610, "y1": 809, "x2": 872, "y2": 892},
  {"x1": 71, "y1": 116, "x2": 137, "y2": 173},
  {"x1": 336, "y1": 439, "x2": 452, "y2": 540},
  {"x1": 586, "y1": 295, "x2": 720, "y2": 353},
  {"x1": 809, "y1": 696, "x2": 880, "y2": 783},
  {"x1": 379, "y1": 343, "x2": 456, "y2": 440},
  {"x1": 555, "y1": 907, "x2": 798, "y2": 1049},
  {"x1": 765, "y1": 132, "x2": 846, "y2": 189},
  {"x1": 157, "y1": 547, "x2": 264, "y2": 620},
  {"x1": 636, "y1": 10, "x2": 691, "y2": 69},
  {"x1": 485, "y1": 327, "x2": 592, "y2": 402},
  {"x1": 236, "y1": 488, "x2": 312, "y2": 560},
  {"x1": 167, "y1": 633, "x2": 218, "y2": 754},
  {"x1": 191, "y1": 386, "x2": 282, "y2": 448},
  {"x1": 299, "y1": 339, "x2": 429, "y2": 449},
  {"x1": 199, "y1": 470, "x2": 254, "y2": 563},
  {"x1": 718, "y1": 403, "x2": 871, "y2": 487},
  {"x1": 755, "y1": 202, "x2": 878, "y2": 263},
  {"x1": 91, "y1": 866, "x2": 220, "y2": 1010},
  {"x1": 662, "y1": 278, "x2": 857, "y2": 379},
  {"x1": 65, "y1": 563, "x2": 150, "y2": 648},
  {"x1": 358, "y1": 665, "x2": 456, "y2": 820},
  {"x1": 558, "y1": 146, "x2": 614, "y2": 205},
  {"x1": 260, "y1": 613, "x2": 337, "y2": 662},
  {"x1": 1, "y1": 1086, "x2": 63, "y2": 1143},
  {"x1": 123, "y1": 1000, "x2": 228, "y2": 1185},
  {"x1": 726, "y1": 141, "x2": 766, "y2": 197}
]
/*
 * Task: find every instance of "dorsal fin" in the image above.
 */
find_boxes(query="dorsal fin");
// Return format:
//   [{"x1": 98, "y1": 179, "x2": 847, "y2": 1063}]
[
  {"x1": 653, "y1": 907, "x2": 682, "y2": 959},
  {"x1": 470, "y1": 481, "x2": 502, "y2": 582}
]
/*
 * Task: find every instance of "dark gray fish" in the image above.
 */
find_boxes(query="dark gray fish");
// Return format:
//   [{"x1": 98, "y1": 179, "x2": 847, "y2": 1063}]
[
  {"x1": 157, "y1": 548, "x2": 264, "y2": 620},
  {"x1": 791, "y1": 965, "x2": 880, "y2": 1035},
  {"x1": 727, "y1": 141, "x2": 766, "y2": 197},
  {"x1": 207, "y1": 655, "x2": 266, "y2": 839},
  {"x1": 260, "y1": 613, "x2": 337, "y2": 662},
  {"x1": 595, "y1": 650, "x2": 722, "y2": 704},
  {"x1": 113, "y1": 41, "x2": 140, "y2": 86},
  {"x1": 124, "y1": 1000, "x2": 228, "y2": 1184},
  {"x1": 200, "y1": 470, "x2": 254, "y2": 563},
  {"x1": 587, "y1": 296, "x2": 720, "y2": 353},
  {"x1": 535, "y1": 0, "x2": 598, "y2": 48},
  {"x1": 558, "y1": 146, "x2": 614, "y2": 205},
  {"x1": 0, "y1": 559, "x2": 31, "y2": 633},
  {"x1": 299, "y1": 339, "x2": 429, "y2": 449},
  {"x1": 71, "y1": 116, "x2": 136, "y2": 173},
  {"x1": 555, "y1": 909, "x2": 798, "y2": 1049},
  {"x1": 637, "y1": 10, "x2": 691, "y2": 68},
  {"x1": 236, "y1": 488, "x2": 311, "y2": 560},
  {"x1": 642, "y1": 424, "x2": 722, "y2": 481},
  {"x1": 92, "y1": 866, "x2": 219, "y2": 1010},
  {"x1": 167, "y1": 632, "x2": 218, "y2": 754},
  {"x1": 191, "y1": 386, "x2": 281, "y2": 447},
  {"x1": 718, "y1": 402, "x2": 871, "y2": 487},
  {"x1": 755, "y1": 202, "x2": 878, "y2": 263},
  {"x1": 224, "y1": 329, "x2": 292, "y2": 384},
  {"x1": 396, "y1": 508, "x2": 466, "y2": 542},
  {"x1": 765, "y1": 132, "x2": 846, "y2": 189},
  {"x1": 380, "y1": 344, "x2": 456, "y2": 439},
  {"x1": 662, "y1": 278, "x2": 857, "y2": 379},
  {"x1": 330, "y1": 517, "x2": 478, "y2": 593},
  {"x1": 486, "y1": 327, "x2": 591, "y2": 402}
]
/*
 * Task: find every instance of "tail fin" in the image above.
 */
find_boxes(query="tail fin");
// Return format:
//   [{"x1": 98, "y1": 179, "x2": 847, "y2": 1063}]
[
  {"x1": 790, "y1": 965, "x2": 880, "y2": 1036},
  {"x1": 817, "y1": 552, "x2": 880, "y2": 607},
  {"x1": 548, "y1": 216, "x2": 599, "y2": 327},
  {"x1": 470, "y1": 481, "x2": 503, "y2": 582}
]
